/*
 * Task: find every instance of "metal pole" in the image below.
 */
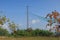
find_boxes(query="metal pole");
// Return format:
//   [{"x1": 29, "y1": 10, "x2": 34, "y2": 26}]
[{"x1": 27, "y1": 5, "x2": 29, "y2": 29}]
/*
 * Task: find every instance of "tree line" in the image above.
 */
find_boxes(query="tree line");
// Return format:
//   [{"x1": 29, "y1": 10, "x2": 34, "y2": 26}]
[{"x1": 0, "y1": 16, "x2": 54, "y2": 37}]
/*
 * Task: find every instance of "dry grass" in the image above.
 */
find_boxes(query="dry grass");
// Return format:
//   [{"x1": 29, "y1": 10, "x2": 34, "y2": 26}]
[{"x1": 0, "y1": 36, "x2": 60, "y2": 40}]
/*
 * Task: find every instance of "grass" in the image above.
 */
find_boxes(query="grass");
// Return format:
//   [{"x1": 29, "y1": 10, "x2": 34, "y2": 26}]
[{"x1": 0, "y1": 36, "x2": 60, "y2": 40}]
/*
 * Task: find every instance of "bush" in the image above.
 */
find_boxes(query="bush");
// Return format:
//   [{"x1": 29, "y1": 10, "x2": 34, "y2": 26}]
[
  {"x1": 31, "y1": 29, "x2": 53, "y2": 36},
  {"x1": 15, "y1": 29, "x2": 53, "y2": 37},
  {"x1": 0, "y1": 28, "x2": 9, "y2": 36},
  {"x1": 16, "y1": 30, "x2": 32, "y2": 37}
]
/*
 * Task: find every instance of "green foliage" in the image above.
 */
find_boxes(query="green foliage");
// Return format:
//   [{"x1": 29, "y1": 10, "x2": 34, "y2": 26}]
[
  {"x1": 31, "y1": 29, "x2": 53, "y2": 36},
  {"x1": 8, "y1": 22, "x2": 18, "y2": 34},
  {"x1": 0, "y1": 28, "x2": 9, "y2": 36},
  {"x1": 0, "y1": 16, "x2": 7, "y2": 25},
  {"x1": 14, "y1": 29, "x2": 53, "y2": 37},
  {"x1": 15, "y1": 30, "x2": 31, "y2": 37}
]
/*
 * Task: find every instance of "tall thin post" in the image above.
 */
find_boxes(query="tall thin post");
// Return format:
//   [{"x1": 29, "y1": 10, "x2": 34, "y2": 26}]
[{"x1": 27, "y1": 5, "x2": 29, "y2": 29}]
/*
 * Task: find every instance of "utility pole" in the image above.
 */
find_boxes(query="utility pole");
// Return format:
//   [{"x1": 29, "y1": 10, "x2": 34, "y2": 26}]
[{"x1": 27, "y1": 5, "x2": 29, "y2": 29}]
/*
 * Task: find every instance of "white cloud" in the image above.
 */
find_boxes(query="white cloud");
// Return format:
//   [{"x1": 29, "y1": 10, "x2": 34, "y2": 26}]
[
  {"x1": 31, "y1": 19, "x2": 40, "y2": 24},
  {"x1": 32, "y1": 20, "x2": 36, "y2": 24}
]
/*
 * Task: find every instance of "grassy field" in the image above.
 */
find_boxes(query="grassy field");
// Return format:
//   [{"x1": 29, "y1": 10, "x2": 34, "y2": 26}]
[{"x1": 0, "y1": 36, "x2": 60, "y2": 40}]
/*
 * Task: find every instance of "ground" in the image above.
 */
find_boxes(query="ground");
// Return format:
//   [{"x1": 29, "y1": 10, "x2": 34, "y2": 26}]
[{"x1": 0, "y1": 36, "x2": 60, "y2": 40}]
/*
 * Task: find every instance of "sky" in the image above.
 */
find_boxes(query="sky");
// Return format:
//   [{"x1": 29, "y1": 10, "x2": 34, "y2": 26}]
[{"x1": 0, "y1": 0, "x2": 60, "y2": 30}]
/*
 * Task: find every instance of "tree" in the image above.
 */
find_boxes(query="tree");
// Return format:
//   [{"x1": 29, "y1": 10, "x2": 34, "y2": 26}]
[
  {"x1": 46, "y1": 10, "x2": 60, "y2": 32},
  {"x1": 0, "y1": 16, "x2": 6, "y2": 25},
  {"x1": 8, "y1": 22, "x2": 18, "y2": 35}
]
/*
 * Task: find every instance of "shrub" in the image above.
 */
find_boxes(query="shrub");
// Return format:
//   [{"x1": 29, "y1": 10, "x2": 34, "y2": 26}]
[
  {"x1": 0, "y1": 28, "x2": 9, "y2": 36},
  {"x1": 15, "y1": 29, "x2": 53, "y2": 37}
]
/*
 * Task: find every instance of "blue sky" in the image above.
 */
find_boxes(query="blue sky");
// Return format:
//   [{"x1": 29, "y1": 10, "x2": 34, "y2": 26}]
[{"x1": 0, "y1": 0, "x2": 60, "y2": 29}]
